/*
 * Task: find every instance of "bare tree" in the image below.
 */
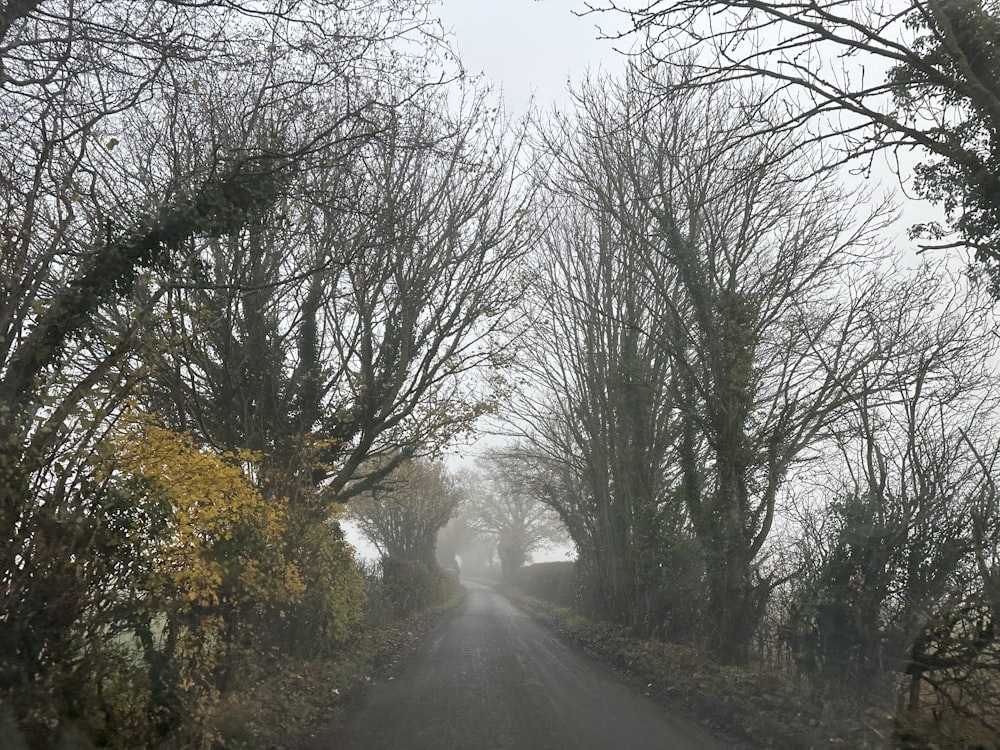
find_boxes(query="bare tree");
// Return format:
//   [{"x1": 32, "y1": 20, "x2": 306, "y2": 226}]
[
  {"x1": 595, "y1": 0, "x2": 1000, "y2": 284},
  {"x1": 526, "y1": 61, "x2": 926, "y2": 662},
  {"x1": 349, "y1": 458, "x2": 460, "y2": 565},
  {"x1": 136, "y1": 82, "x2": 535, "y2": 509},
  {"x1": 520, "y1": 179, "x2": 690, "y2": 633},
  {"x1": 785, "y1": 270, "x2": 999, "y2": 704},
  {"x1": 0, "y1": 0, "x2": 459, "y2": 742},
  {"x1": 460, "y1": 445, "x2": 567, "y2": 581}
]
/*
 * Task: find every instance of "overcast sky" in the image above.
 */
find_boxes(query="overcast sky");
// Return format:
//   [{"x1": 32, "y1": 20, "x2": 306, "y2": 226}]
[
  {"x1": 434, "y1": 1, "x2": 940, "y2": 253},
  {"x1": 436, "y1": 0, "x2": 631, "y2": 116}
]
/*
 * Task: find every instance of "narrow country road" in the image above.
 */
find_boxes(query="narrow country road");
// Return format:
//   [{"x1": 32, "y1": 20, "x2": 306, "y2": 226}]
[{"x1": 321, "y1": 580, "x2": 729, "y2": 749}]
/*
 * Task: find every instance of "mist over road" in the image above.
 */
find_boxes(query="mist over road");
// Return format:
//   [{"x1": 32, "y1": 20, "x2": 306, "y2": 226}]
[{"x1": 324, "y1": 580, "x2": 728, "y2": 749}]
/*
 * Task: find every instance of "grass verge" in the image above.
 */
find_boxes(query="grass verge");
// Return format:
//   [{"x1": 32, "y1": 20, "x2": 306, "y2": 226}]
[
  {"x1": 500, "y1": 585, "x2": 896, "y2": 750},
  {"x1": 206, "y1": 589, "x2": 465, "y2": 749}
]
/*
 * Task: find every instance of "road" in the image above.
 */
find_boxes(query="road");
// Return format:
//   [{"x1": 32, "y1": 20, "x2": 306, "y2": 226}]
[{"x1": 322, "y1": 580, "x2": 729, "y2": 749}]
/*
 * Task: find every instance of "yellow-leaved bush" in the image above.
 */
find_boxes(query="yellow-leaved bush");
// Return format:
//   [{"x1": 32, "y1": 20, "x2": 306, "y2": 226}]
[
  {"x1": 110, "y1": 412, "x2": 366, "y2": 664},
  {"x1": 108, "y1": 410, "x2": 306, "y2": 715},
  {"x1": 112, "y1": 411, "x2": 304, "y2": 614}
]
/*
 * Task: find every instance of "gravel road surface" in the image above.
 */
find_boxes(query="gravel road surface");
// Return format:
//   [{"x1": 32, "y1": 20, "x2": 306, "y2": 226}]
[{"x1": 323, "y1": 580, "x2": 728, "y2": 749}]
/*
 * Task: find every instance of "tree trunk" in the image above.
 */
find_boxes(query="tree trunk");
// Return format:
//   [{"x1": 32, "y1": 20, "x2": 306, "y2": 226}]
[
  {"x1": 701, "y1": 446, "x2": 764, "y2": 664},
  {"x1": 704, "y1": 537, "x2": 761, "y2": 664}
]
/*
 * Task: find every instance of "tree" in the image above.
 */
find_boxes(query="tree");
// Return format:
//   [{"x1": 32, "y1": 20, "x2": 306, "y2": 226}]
[
  {"x1": 137, "y1": 83, "x2": 534, "y2": 507},
  {"x1": 0, "y1": 0, "x2": 440, "y2": 422},
  {"x1": 109, "y1": 411, "x2": 308, "y2": 734},
  {"x1": 527, "y1": 61, "x2": 921, "y2": 662},
  {"x1": 435, "y1": 512, "x2": 482, "y2": 572},
  {"x1": 518, "y1": 157, "x2": 690, "y2": 633},
  {"x1": 0, "y1": 0, "x2": 458, "y2": 743},
  {"x1": 596, "y1": 0, "x2": 1000, "y2": 287},
  {"x1": 460, "y1": 445, "x2": 567, "y2": 581},
  {"x1": 438, "y1": 516, "x2": 502, "y2": 576},
  {"x1": 349, "y1": 457, "x2": 461, "y2": 616},
  {"x1": 785, "y1": 271, "x2": 998, "y2": 701},
  {"x1": 349, "y1": 458, "x2": 460, "y2": 565},
  {"x1": 126, "y1": 79, "x2": 534, "y2": 656}
]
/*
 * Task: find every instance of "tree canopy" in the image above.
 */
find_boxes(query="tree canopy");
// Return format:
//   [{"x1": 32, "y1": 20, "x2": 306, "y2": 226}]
[{"x1": 593, "y1": 0, "x2": 1000, "y2": 286}]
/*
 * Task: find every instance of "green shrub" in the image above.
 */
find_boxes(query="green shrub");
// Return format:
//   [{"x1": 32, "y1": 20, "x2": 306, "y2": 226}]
[
  {"x1": 281, "y1": 520, "x2": 366, "y2": 655},
  {"x1": 380, "y1": 558, "x2": 456, "y2": 618},
  {"x1": 515, "y1": 561, "x2": 579, "y2": 607},
  {"x1": 358, "y1": 557, "x2": 394, "y2": 627}
]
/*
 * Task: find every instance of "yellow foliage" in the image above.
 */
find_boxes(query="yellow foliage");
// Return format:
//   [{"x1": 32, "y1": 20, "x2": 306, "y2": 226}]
[{"x1": 112, "y1": 411, "x2": 303, "y2": 613}]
